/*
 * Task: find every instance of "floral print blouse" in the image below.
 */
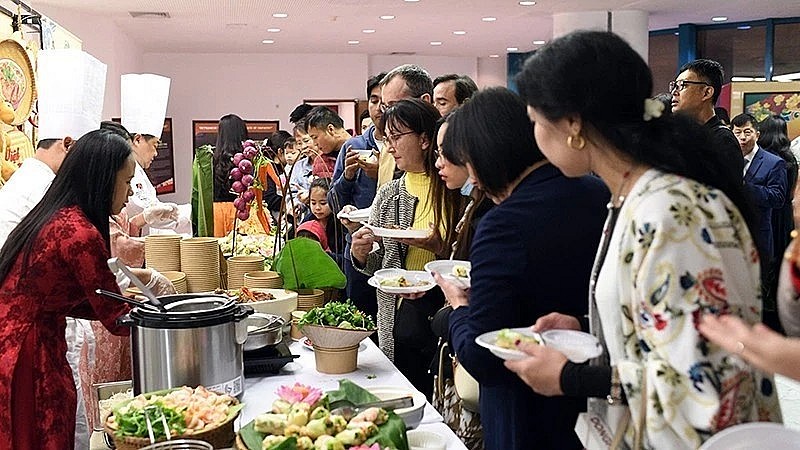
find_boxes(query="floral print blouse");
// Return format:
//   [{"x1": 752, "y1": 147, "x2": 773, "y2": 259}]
[{"x1": 595, "y1": 169, "x2": 781, "y2": 449}]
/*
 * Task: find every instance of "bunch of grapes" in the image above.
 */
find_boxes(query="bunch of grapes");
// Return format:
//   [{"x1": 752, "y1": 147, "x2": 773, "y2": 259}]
[{"x1": 230, "y1": 140, "x2": 259, "y2": 221}]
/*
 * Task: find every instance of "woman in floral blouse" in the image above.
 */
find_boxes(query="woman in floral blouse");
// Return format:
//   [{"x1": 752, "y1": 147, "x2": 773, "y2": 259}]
[{"x1": 507, "y1": 31, "x2": 782, "y2": 448}]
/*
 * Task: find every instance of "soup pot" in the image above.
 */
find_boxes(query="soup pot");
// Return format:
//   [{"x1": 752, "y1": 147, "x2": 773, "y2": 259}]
[{"x1": 117, "y1": 293, "x2": 253, "y2": 397}]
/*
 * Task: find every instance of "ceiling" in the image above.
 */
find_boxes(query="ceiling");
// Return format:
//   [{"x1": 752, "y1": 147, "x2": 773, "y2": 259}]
[{"x1": 34, "y1": 0, "x2": 800, "y2": 57}]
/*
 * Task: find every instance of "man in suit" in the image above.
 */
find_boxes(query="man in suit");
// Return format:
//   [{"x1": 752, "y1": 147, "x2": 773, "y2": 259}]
[{"x1": 734, "y1": 113, "x2": 788, "y2": 264}]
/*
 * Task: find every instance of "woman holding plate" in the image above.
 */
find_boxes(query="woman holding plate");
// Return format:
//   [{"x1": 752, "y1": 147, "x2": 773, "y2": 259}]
[
  {"x1": 350, "y1": 98, "x2": 463, "y2": 398},
  {"x1": 433, "y1": 87, "x2": 609, "y2": 450},
  {"x1": 506, "y1": 31, "x2": 781, "y2": 448}
]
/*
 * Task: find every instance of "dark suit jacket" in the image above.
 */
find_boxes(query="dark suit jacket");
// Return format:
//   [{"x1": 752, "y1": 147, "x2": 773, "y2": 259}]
[{"x1": 745, "y1": 147, "x2": 788, "y2": 262}]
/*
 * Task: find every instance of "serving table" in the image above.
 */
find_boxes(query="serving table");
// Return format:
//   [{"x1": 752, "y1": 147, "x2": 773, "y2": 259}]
[
  {"x1": 242, "y1": 338, "x2": 468, "y2": 449},
  {"x1": 90, "y1": 338, "x2": 468, "y2": 450}
]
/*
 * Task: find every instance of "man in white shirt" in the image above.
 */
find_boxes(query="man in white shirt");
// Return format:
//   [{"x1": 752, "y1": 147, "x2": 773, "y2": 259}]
[{"x1": 0, "y1": 138, "x2": 68, "y2": 247}]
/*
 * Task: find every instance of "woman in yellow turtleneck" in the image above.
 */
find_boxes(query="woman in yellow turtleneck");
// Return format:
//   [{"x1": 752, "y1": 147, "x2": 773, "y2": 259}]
[{"x1": 351, "y1": 99, "x2": 463, "y2": 398}]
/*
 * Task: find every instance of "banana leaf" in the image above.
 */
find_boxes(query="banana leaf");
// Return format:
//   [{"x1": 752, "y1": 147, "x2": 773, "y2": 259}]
[
  {"x1": 273, "y1": 237, "x2": 346, "y2": 290},
  {"x1": 239, "y1": 380, "x2": 409, "y2": 450},
  {"x1": 191, "y1": 145, "x2": 215, "y2": 237}
]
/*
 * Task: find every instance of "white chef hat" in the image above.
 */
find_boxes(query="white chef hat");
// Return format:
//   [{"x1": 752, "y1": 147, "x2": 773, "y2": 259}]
[
  {"x1": 121, "y1": 73, "x2": 170, "y2": 139},
  {"x1": 37, "y1": 49, "x2": 107, "y2": 141}
]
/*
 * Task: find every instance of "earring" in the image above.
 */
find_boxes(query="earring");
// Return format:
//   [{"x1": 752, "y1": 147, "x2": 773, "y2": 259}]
[{"x1": 567, "y1": 134, "x2": 585, "y2": 150}]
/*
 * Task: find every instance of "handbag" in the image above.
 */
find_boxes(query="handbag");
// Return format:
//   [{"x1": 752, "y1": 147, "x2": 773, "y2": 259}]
[{"x1": 453, "y1": 356, "x2": 480, "y2": 412}]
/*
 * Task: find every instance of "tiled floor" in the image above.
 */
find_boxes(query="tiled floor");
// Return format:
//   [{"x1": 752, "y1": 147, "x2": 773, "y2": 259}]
[{"x1": 778, "y1": 375, "x2": 800, "y2": 429}]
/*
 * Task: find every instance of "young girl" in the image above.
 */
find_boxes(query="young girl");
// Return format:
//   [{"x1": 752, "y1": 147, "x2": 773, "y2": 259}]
[{"x1": 297, "y1": 178, "x2": 345, "y2": 265}]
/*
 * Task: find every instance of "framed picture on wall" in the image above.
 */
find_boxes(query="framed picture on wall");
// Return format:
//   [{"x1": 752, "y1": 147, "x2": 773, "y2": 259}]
[
  {"x1": 743, "y1": 92, "x2": 800, "y2": 140},
  {"x1": 112, "y1": 117, "x2": 176, "y2": 194},
  {"x1": 192, "y1": 119, "x2": 280, "y2": 152}
]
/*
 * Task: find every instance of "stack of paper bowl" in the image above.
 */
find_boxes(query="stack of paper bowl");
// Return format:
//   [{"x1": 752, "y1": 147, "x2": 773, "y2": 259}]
[
  {"x1": 127, "y1": 270, "x2": 188, "y2": 296},
  {"x1": 180, "y1": 238, "x2": 221, "y2": 292},
  {"x1": 161, "y1": 271, "x2": 187, "y2": 294},
  {"x1": 227, "y1": 255, "x2": 265, "y2": 290},
  {"x1": 243, "y1": 270, "x2": 282, "y2": 289},
  {"x1": 295, "y1": 288, "x2": 325, "y2": 311},
  {"x1": 144, "y1": 234, "x2": 182, "y2": 272}
]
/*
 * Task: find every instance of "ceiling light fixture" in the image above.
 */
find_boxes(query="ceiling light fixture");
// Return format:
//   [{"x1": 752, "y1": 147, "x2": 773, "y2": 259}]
[
  {"x1": 272, "y1": 13, "x2": 288, "y2": 18},
  {"x1": 430, "y1": 41, "x2": 442, "y2": 46},
  {"x1": 362, "y1": 29, "x2": 376, "y2": 33},
  {"x1": 507, "y1": 47, "x2": 519, "y2": 52},
  {"x1": 267, "y1": 28, "x2": 280, "y2": 32},
  {"x1": 737, "y1": 25, "x2": 752, "y2": 30},
  {"x1": 482, "y1": 17, "x2": 496, "y2": 22},
  {"x1": 453, "y1": 30, "x2": 466, "y2": 35},
  {"x1": 489, "y1": 54, "x2": 500, "y2": 58},
  {"x1": 380, "y1": 15, "x2": 395, "y2": 20},
  {"x1": 348, "y1": 40, "x2": 360, "y2": 44},
  {"x1": 711, "y1": 16, "x2": 728, "y2": 22},
  {"x1": 533, "y1": 40, "x2": 546, "y2": 45},
  {"x1": 519, "y1": 1, "x2": 536, "y2": 5},
  {"x1": 404, "y1": 0, "x2": 420, "y2": 2},
  {"x1": 262, "y1": 39, "x2": 275, "y2": 44}
]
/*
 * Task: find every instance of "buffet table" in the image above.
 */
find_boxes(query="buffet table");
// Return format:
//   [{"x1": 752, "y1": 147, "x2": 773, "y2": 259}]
[
  {"x1": 90, "y1": 338, "x2": 468, "y2": 449},
  {"x1": 242, "y1": 338, "x2": 468, "y2": 450}
]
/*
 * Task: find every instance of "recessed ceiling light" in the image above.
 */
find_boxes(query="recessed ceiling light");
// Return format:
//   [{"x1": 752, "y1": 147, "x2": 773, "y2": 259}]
[
  {"x1": 262, "y1": 39, "x2": 275, "y2": 44},
  {"x1": 507, "y1": 47, "x2": 519, "y2": 52},
  {"x1": 519, "y1": 1, "x2": 536, "y2": 5},
  {"x1": 737, "y1": 25, "x2": 752, "y2": 30},
  {"x1": 711, "y1": 16, "x2": 728, "y2": 22},
  {"x1": 489, "y1": 54, "x2": 500, "y2": 58},
  {"x1": 482, "y1": 17, "x2": 497, "y2": 22},
  {"x1": 267, "y1": 28, "x2": 280, "y2": 32},
  {"x1": 362, "y1": 29, "x2": 376, "y2": 33},
  {"x1": 348, "y1": 40, "x2": 360, "y2": 44},
  {"x1": 404, "y1": 0, "x2": 420, "y2": 2},
  {"x1": 533, "y1": 40, "x2": 546, "y2": 45},
  {"x1": 430, "y1": 41, "x2": 442, "y2": 46},
  {"x1": 380, "y1": 15, "x2": 395, "y2": 20},
  {"x1": 272, "y1": 13, "x2": 288, "y2": 18},
  {"x1": 453, "y1": 30, "x2": 466, "y2": 35}
]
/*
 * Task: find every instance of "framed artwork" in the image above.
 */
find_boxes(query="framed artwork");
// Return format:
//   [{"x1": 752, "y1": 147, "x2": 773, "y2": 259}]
[
  {"x1": 113, "y1": 117, "x2": 175, "y2": 194},
  {"x1": 192, "y1": 119, "x2": 280, "y2": 151},
  {"x1": 744, "y1": 92, "x2": 800, "y2": 140}
]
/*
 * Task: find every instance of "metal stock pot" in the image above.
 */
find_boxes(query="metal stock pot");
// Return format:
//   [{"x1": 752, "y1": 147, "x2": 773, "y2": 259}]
[{"x1": 117, "y1": 293, "x2": 253, "y2": 397}]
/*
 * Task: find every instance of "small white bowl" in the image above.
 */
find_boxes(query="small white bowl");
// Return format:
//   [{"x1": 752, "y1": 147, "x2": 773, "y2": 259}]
[
  {"x1": 407, "y1": 430, "x2": 446, "y2": 450},
  {"x1": 353, "y1": 149, "x2": 377, "y2": 163},
  {"x1": 367, "y1": 386, "x2": 426, "y2": 429}
]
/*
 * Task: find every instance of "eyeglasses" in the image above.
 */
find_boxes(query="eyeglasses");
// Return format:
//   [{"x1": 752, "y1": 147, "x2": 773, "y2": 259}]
[
  {"x1": 384, "y1": 130, "x2": 416, "y2": 146},
  {"x1": 669, "y1": 80, "x2": 712, "y2": 92}
]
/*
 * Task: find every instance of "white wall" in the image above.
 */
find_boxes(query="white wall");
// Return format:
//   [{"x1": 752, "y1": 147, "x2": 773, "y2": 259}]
[
  {"x1": 369, "y1": 55, "x2": 478, "y2": 81},
  {"x1": 36, "y1": 4, "x2": 143, "y2": 119}
]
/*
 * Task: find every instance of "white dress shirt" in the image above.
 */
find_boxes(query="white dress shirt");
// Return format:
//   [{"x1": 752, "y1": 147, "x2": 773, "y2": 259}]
[
  {"x1": 0, "y1": 158, "x2": 55, "y2": 247},
  {"x1": 743, "y1": 147, "x2": 759, "y2": 177}
]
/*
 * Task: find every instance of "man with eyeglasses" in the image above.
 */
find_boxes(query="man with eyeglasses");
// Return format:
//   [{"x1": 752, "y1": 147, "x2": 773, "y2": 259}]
[
  {"x1": 376, "y1": 64, "x2": 434, "y2": 187},
  {"x1": 671, "y1": 59, "x2": 742, "y2": 176}
]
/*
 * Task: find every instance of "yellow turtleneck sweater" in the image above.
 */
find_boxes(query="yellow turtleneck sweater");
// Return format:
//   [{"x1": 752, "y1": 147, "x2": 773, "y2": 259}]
[{"x1": 404, "y1": 171, "x2": 438, "y2": 270}]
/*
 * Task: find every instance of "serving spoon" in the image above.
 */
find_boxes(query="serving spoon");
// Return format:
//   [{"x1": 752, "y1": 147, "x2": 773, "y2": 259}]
[{"x1": 107, "y1": 257, "x2": 166, "y2": 311}]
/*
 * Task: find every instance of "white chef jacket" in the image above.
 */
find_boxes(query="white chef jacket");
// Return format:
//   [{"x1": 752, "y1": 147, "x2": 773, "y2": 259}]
[
  {"x1": 0, "y1": 158, "x2": 55, "y2": 247},
  {"x1": 126, "y1": 161, "x2": 158, "y2": 218}
]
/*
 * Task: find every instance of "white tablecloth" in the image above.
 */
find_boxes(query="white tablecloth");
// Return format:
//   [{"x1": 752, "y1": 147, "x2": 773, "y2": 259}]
[{"x1": 241, "y1": 338, "x2": 467, "y2": 450}]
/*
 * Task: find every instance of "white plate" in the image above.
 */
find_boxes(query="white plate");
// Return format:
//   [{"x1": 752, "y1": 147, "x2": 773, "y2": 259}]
[
  {"x1": 424, "y1": 260, "x2": 471, "y2": 289},
  {"x1": 364, "y1": 224, "x2": 430, "y2": 239},
  {"x1": 540, "y1": 329, "x2": 602, "y2": 363},
  {"x1": 367, "y1": 386, "x2": 426, "y2": 429},
  {"x1": 302, "y1": 337, "x2": 367, "y2": 352},
  {"x1": 699, "y1": 423, "x2": 800, "y2": 449},
  {"x1": 475, "y1": 327, "x2": 543, "y2": 361},
  {"x1": 367, "y1": 271, "x2": 436, "y2": 294},
  {"x1": 337, "y1": 208, "x2": 370, "y2": 222}
]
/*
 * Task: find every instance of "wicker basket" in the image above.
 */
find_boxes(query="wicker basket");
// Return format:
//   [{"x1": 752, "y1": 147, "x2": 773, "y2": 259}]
[{"x1": 104, "y1": 397, "x2": 239, "y2": 450}]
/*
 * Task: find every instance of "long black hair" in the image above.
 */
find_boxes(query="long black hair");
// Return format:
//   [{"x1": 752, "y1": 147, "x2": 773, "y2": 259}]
[
  {"x1": 759, "y1": 114, "x2": 797, "y2": 195},
  {"x1": 214, "y1": 114, "x2": 248, "y2": 202},
  {"x1": 383, "y1": 99, "x2": 464, "y2": 249},
  {"x1": 0, "y1": 129, "x2": 132, "y2": 282},
  {"x1": 516, "y1": 30, "x2": 758, "y2": 241},
  {"x1": 445, "y1": 86, "x2": 545, "y2": 198}
]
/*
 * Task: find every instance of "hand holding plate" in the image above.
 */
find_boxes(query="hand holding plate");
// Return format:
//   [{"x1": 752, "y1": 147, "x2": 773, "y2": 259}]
[{"x1": 504, "y1": 342, "x2": 567, "y2": 396}]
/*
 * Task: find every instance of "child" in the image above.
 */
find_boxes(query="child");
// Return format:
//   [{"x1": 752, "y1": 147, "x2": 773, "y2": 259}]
[
  {"x1": 283, "y1": 137, "x2": 299, "y2": 179},
  {"x1": 297, "y1": 178, "x2": 345, "y2": 265}
]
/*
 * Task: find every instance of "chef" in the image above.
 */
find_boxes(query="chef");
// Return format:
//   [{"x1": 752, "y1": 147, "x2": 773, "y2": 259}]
[{"x1": 120, "y1": 73, "x2": 184, "y2": 235}]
